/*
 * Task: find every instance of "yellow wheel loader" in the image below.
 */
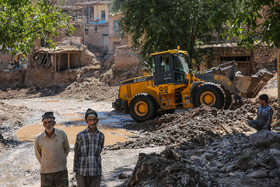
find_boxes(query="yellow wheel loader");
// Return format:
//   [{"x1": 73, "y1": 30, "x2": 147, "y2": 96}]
[{"x1": 112, "y1": 47, "x2": 273, "y2": 122}]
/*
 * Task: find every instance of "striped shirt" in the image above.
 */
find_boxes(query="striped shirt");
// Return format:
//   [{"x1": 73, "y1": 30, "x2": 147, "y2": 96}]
[
  {"x1": 257, "y1": 104, "x2": 273, "y2": 129},
  {"x1": 74, "y1": 127, "x2": 104, "y2": 176}
]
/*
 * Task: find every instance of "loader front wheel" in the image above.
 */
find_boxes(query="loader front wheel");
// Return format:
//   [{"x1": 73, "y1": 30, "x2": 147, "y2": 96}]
[
  {"x1": 224, "y1": 91, "x2": 232, "y2": 109},
  {"x1": 129, "y1": 93, "x2": 156, "y2": 122},
  {"x1": 193, "y1": 84, "x2": 225, "y2": 109}
]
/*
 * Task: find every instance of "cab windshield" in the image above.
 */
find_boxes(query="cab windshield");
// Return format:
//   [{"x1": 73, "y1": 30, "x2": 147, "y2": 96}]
[{"x1": 172, "y1": 53, "x2": 190, "y2": 73}]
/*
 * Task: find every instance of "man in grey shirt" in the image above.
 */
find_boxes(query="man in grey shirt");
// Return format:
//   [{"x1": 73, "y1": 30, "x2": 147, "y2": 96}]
[{"x1": 35, "y1": 112, "x2": 70, "y2": 187}]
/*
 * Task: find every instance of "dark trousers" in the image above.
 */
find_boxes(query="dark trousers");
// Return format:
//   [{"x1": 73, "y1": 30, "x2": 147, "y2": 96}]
[
  {"x1": 75, "y1": 174, "x2": 101, "y2": 187},
  {"x1": 41, "y1": 169, "x2": 68, "y2": 187},
  {"x1": 248, "y1": 120, "x2": 271, "y2": 131}
]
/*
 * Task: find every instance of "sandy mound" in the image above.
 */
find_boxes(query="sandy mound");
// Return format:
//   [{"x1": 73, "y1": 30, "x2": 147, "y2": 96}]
[{"x1": 58, "y1": 77, "x2": 119, "y2": 102}]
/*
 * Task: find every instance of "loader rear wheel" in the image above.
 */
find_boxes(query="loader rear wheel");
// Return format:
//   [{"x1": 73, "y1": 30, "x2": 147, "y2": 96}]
[
  {"x1": 129, "y1": 93, "x2": 156, "y2": 122},
  {"x1": 193, "y1": 83, "x2": 225, "y2": 109}
]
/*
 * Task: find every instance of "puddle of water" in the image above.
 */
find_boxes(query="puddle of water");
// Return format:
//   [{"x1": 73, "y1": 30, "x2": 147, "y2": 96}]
[
  {"x1": 16, "y1": 124, "x2": 133, "y2": 146},
  {"x1": 60, "y1": 113, "x2": 85, "y2": 124},
  {"x1": 99, "y1": 126, "x2": 133, "y2": 146},
  {"x1": 60, "y1": 112, "x2": 133, "y2": 128}
]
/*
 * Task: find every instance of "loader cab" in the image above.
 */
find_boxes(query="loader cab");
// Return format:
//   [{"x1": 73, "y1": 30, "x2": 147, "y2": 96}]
[{"x1": 151, "y1": 50, "x2": 190, "y2": 86}]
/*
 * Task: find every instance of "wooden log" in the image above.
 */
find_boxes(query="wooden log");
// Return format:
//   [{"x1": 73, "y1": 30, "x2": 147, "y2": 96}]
[
  {"x1": 58, "y1": 54, "x2": 61, "y2": 72},
  {"x1": 54, "y1": 54, "x2": 57, "y2": 72},
  {"x1": 68, "y1": 52, "x2": 70, "y2": 69},
  {"x1": 51, "y1": 54, "x2": 54, "y2": 71}
]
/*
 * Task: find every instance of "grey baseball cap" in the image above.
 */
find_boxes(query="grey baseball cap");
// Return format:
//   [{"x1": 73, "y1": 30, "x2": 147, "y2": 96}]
[
  {"x1": 85, "y1": 108, "x2": 98, "y2": 119},
  {"x1": 42, "y1": 112, "x2": 55, "y2": 120}
]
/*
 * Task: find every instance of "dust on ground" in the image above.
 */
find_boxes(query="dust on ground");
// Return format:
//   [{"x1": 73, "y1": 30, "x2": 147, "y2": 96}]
[
  {"x1": 0, "y1": 97, "x2": 153, "y2": 187},
  {"x1": 0, "y1": 78, "x2": 119, "y2": 102},
  {"x1": 0, "y1": 72, "x2": 280, "y2": 186}
]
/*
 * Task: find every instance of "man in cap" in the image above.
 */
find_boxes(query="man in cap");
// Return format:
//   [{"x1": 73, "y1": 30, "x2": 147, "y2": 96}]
[
  {"x1": 35, "y1": 112, "x2": 70, "y2": 187},
  {"x1": 74, "y1": 108, "x2": 105, "y2": 187}
]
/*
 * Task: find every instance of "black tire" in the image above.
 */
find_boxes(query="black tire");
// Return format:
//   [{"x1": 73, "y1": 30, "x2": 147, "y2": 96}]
[
  {"x1": 129, "y1": 93, "x2": 157, "y2": 122},
  {"x1": 224, "y1": 91, "x2": 232, "y2": 109},
  {"x1": 193, "y1": 83, "x2": 225, "y2": 109},
  {"x1": 163, "y1": 109, "x2": 175, "y2": 114},
  {"x1": 156, "y1": 109, "x2": 176, "y2": 118}
]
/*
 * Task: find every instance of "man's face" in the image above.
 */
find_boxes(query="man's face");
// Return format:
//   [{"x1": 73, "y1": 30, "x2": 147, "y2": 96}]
[
  {"x1": 42, "y1": 118, "x2": 55, "y2": 132},
  {"x1": 86, "y1": 116, "x2": 99, "y2": 129},
  {"x1": 258, "y1": 98, "x2": 265, "y2": 105}
]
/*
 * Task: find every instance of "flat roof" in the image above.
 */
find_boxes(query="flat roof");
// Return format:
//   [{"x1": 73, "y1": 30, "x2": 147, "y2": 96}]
[
  {"x1": 35, "y1": 46, "x2": 82, "y2": 54},
  {"x1": 75, "y1": 0, "x2": 111, "y2": 6}
]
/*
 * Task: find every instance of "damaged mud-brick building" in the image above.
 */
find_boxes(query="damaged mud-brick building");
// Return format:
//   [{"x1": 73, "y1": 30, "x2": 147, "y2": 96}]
[
  {"x1": 199, "y1": 43, "x2": 277, "y2": 75},
  {"x1": 61, "y1": 0, "x2": 130, "y2": 54},
  {"x1": 0, "y1": 40, "x2": 98, "y2": 89}
]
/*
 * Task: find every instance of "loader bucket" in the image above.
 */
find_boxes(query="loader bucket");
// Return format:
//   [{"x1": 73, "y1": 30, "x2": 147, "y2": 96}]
[{"x1": 234, "y1": 72, "x2": 273, "y2": 98}]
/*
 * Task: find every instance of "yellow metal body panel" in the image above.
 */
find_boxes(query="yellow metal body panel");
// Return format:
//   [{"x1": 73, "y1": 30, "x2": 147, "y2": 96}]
[
  {"x1": 213, "y1": 75, "x2": 232, "y2": 86},
  {"x1": 118, "y1": 72, "x2": 206, "y2": 111},
  {"x1": 117, "y1": 48, "x2": 208, "y2": 113}
]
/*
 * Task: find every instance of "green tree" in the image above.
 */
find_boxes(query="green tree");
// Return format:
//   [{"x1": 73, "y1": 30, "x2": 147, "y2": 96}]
[
  {"x1": 224, "y1": 0, "x2": 280, "y2": 48},
  {"x1": 0, "y1": 0, "x2": 74, "y2": 55},
  {"x1": 112, "y1": 0, "x2": 238, "y2": 64}
]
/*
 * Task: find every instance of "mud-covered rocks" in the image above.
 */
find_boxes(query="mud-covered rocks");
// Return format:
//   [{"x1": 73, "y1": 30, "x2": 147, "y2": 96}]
[
  {"x1": 126, "y1": 133, "x2": 280, "y2": 186},
  {"x1": 246, "y1": 170, "x2": 268, "y2": 179},
  {"x1": 249, "y1": 130, "x2": 280, "y2": 146},
  {"x1": 0, "y1": 102, "x2": 29, "y2": 152},
  {"x1": 126, "y1": 152, "x2": 219, "y2": 187},
  {"x1": 111, "y1": 104, "x2": 258, "y2": 150}
]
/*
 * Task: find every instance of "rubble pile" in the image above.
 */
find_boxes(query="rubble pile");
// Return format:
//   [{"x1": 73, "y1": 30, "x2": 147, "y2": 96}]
[
  {"x1": 0, "y1": 102, "x2": 30, "y2": 152},
  {"x1": 110, "y1": 99, "x2": 277, "y2": 150},
  {"x1": 126, "y1": 151, "x2": 219, "y2": 187},
  {"x1": 110, "y1": 86, "x2": 279, "y2": 186},
  {"x1": 263, "y1": 73, "x2": 278, "y2": 89},
  {"x1": 126, "y1": 131, "x2": 280, "y2": 186}
]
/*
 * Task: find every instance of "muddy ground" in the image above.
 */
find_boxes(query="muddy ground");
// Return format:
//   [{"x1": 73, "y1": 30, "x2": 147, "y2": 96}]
[{"x1": 0, "y1": 75, "x2": 280, "y2": 186}]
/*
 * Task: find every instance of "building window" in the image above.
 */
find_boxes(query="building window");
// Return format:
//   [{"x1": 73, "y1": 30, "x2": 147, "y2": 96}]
[
  {"x1": 90, "y1": 7, "x2": 94, "y2": 21},
  {"x1": 220, "y1": 56, "x2": 251, "y2": 75},
  {"x1": 101, "y1": 10, "x2": 105, "y2": 20},
  {"x1": 85, "y1": 7, "x2": 89, "y2": 22},
  {"x1": 220, "y1": 56, "x2": 250, "y2": 62},
  {"x1": 113, "y1": 20, "x2": 119, "y2": 33}
]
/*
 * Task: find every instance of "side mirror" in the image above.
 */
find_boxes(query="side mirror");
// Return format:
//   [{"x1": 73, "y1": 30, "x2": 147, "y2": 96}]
[{"x1": 143, "y1": 61, "x2": 149, "y2": 67}]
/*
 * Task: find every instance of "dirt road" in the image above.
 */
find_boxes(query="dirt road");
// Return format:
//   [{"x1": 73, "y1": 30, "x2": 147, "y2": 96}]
[
  {"x1": 0, "y1": 97, "x2": 164, "y2": 186},
  {"x1": 0, "y1": 75, "x2": 279, "y2": 186}
]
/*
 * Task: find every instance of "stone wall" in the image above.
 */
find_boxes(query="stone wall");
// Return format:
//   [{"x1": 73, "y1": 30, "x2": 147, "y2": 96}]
[
  {"x1": 200, "y1": 44, "x2": 277, "y2": 75},
  {"x1": 0, "y1": 53, "x2": 12, "y2": 66},
  {"x1": 87, "y1": 24, "x2": 109, "y2": 50},
  {"x1": 253, "y1": 45, "x2": 277, "y2": 72},
  {"x1": 0, "y1": 69, "x2": 77, "y2": 89},
  {"x1": 113, "y1": 45, "x2": 139, "y2": 71},
  {"x1": 52, "y1": 24, "x2": 84, "y2": 43}
]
